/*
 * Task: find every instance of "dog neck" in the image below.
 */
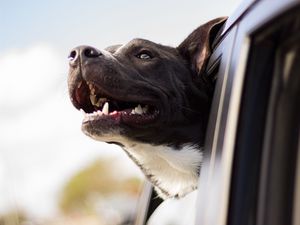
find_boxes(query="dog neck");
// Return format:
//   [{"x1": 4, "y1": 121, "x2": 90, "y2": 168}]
[
  {"x1": 122, "y1": 141, "x2": 203, "y2": 199},
  {"x1": 86, "y1": 130, "x2": 203, "y2": 199}
]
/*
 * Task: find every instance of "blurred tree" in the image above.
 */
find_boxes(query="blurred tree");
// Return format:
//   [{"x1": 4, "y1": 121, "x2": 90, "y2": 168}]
[
  {"x1": 59, "y1": 158, "x2": 141, "y2": 214},
  {"x1": 0, "y1": 210, "x2": 27, "y2": 225}
]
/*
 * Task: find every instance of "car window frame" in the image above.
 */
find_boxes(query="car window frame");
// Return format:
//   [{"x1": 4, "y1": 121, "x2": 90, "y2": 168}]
[{"x1": 196, "y1": 1, "x2": 300, "y2": 225}]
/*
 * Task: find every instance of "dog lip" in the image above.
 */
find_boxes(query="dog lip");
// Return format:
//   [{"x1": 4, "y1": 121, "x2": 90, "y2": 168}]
[
  {"x1": 81, "y1": 107, "x2": 159, "y2": 127},
  {"x1": 70, "y1": 79, "x2": 94, "y2": 112},
  {"x1": 121, "y1": 109, "x2": 159, "y2": 126},
  {"x1": 70, "y1": 79, "x2": 161, "y2": 127}
]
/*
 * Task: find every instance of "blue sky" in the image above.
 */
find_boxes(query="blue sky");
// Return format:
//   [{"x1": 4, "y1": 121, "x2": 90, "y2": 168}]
[
  {"x1": 1, "y1": 0, "x2": 240, "y2": 53},
  {"x1": 0, "y1": 0, "x2": 241, "y2": 218}
]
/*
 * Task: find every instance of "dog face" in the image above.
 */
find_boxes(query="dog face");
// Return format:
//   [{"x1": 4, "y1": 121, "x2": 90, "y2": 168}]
[
  {"x1": 68, "y1": 18, "x2": 226, "y2": 198},
  {"x1": 68, "y1": 38, "x2": 210, "y2": 148}
]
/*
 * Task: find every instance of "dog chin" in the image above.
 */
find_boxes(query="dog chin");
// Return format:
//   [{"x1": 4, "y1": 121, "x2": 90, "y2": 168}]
[
  {"x1": 80, "y1": 110, "x2": 158, "y2": 147},
  {"x1": 81, "y1": 120, "x2": 123, "y2": 143}
]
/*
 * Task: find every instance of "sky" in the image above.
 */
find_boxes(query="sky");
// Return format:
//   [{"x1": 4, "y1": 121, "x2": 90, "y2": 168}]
[{"x1": 0, "y1": 0, "x2": 241, "y2": 219}]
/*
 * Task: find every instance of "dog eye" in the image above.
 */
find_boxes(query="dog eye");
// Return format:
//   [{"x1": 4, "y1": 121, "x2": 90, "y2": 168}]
[{"x1": 136, "y1": 51, "x2": 153, "y2": 60}]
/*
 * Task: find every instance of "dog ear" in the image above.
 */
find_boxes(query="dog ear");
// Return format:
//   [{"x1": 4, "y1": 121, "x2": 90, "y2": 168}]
[
  {"x1": 105, "y1": 44, "x2": 123, "y2": 54},
  {"x1": 177, "y1": 17, "x2": 227, "y2": 75}
]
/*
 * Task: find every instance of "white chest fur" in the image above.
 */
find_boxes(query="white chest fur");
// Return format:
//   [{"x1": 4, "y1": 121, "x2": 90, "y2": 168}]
[
  {"x1": 124, "y1": 143, "x2": 203, "y2": 199},
  {"x1": 89, "y1": 133, "x2": 203, "y2": 199}
]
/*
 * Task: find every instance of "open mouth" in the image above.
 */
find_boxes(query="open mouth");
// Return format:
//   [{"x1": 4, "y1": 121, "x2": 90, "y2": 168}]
[{"x1": 72, "y1": 80, "x2": 159, "y2": 125}]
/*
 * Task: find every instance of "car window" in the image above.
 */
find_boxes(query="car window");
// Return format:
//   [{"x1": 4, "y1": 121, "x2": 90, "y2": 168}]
[
  {"x1": 147, "y1": 191, "x2": 198, "y2": 225},
  {"x1": 196, "y1": 24, "x2": 240, "y2": 225},
  {"x1": 215, "y1": 2, "x2": 300, "y2": 225},
  {"x1": 255, "y1": 17, "x2": 300, "y2": 225},
  {"x1": 196, "y1": 2, "x2": 300, "y2": 225}
]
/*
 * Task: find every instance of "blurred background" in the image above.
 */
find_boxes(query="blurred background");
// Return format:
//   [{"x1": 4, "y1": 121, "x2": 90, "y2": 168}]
[{"x1": 0, "y1": 0, "x2": 240, "y2": 224}]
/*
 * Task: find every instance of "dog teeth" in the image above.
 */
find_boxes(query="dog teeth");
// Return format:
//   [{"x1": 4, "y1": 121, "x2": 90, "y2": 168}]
[
  {"x1": 81, "y1": 100, "x2": 151, "y2": 123},
  {"x1": 90, "y1": 93, "x2": 108, "y2": 107},
  {"x1": 81, "y1": 101, "x2": 109, "y2": 122},
  {"x1": 96, "y1": 98, "x2": 107, "y2": 107},
  {"x1": 90, "y1": 86, "x2": 96, "y2": 95},
  {"x1": 95, "y1": 100, "x2": 101, "y2": 107},
  {"x1": 94, "y1": 110, "x2": 102, "y2": 116},
  {"x1": 142, "y1": 105, "x2": 149, "y2": 113},
  {"x1": 102, "y1": 102, "x2": 109, "y2": 115},
  {"x1": 77, "y1": 81, "x2": 82, "y2": 89},
  {"x1": 90, "y1": 94, "x2": 97, "y2": 105},
  {"x1": 87, "y1": 82, "x2": 96, "y2": 95},
  {"x1": 80, "y1": 108, "x2": 86, "y2": 116},
  {"x1": 132, "y1": 104, "x2": 148, "y2": 115},
  {"x1": 135, "y1": 105, "x2": 143, "y2": 115}
]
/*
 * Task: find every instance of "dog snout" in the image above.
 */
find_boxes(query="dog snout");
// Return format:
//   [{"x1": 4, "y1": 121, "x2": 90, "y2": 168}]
[{"x1": 68, "y1": 45, "x2": 102, "y2": 66}]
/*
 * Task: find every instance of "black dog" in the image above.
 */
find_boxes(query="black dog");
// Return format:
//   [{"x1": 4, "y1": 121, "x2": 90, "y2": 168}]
[{"x1": 68, "y1": 17, "x2": 226, "y2": 199}]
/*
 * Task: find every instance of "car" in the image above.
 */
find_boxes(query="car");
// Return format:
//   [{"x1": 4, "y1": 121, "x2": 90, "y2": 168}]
[{"x1": 133, "y1": 0, "x2": 300, "y2": 224}]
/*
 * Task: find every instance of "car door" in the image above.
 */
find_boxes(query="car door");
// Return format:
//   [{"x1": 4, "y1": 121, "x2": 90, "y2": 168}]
[{"x1": 196, "y1": 0, "x2": 300, "y2": 225}]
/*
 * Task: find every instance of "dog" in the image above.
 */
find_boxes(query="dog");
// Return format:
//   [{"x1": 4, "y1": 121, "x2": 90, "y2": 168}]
[{"x1": 68, "y1": 17, "x2": 226, "y2": 199}]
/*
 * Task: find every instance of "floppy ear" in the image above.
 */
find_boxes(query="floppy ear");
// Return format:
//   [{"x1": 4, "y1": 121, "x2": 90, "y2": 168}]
[{"x1": 177, "y1": 17, "x2": 227, "y2": 75}]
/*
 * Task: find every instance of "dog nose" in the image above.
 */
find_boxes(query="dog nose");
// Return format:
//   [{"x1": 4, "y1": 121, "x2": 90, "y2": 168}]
[{"x1": 68, "y1": 46, "x2": 102, "y2": 65}]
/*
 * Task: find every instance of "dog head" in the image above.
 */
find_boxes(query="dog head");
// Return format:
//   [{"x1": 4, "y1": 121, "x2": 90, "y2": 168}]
[
  {"x1": 68, "y1": 18, "x2": 225, "y2": 149},
  {"x1": 68, "y1": 18, "x2": 226, "y2": 198}
]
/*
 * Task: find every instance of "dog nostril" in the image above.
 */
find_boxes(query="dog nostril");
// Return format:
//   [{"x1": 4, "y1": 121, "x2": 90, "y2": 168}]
[
  {"x1": 83, "y1": 47, "x2": 102, "y2": 58},
  {"x1": 68, "y1": 46, "x2": 102, "y2": 65},
  {"x1": 68, "y1": 50, "x2": 78, "y2": 62}
]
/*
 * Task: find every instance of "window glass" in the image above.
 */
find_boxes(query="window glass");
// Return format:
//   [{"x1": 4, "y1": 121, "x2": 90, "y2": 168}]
[{"x1": 147, "y1": 191, "x2": 198, "y2": 225}]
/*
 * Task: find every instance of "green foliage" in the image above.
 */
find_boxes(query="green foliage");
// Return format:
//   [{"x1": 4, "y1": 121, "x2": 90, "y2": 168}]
[{"x1": 59, "y1": 158, "x2": 141, "y2": 213}]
